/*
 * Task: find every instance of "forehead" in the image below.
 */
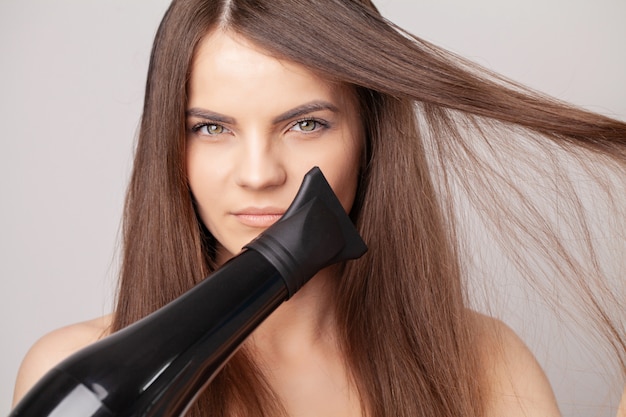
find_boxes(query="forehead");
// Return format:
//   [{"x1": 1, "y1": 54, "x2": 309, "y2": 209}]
[
  {"x1": 187, "y1": 30, "x2": 356, "y2": 111},
  {"x1": 192, "y1": 30, "x2": 321, "y2": 80}
]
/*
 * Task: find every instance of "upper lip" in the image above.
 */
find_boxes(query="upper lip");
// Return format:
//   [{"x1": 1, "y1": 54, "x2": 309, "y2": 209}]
[{"x1": 232, "y1": 207, "x2": 286, "y2": 216}]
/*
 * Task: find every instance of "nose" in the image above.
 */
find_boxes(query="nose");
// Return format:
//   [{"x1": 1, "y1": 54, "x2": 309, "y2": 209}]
[{"x1": 234, "y1": 134, "x2": 286, "y2": 190}]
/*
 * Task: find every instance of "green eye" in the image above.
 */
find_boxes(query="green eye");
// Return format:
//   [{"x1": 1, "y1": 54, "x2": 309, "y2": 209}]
[
  {"x1": 296, "y1": 120, "x2": 317, "y2": 132},
  {"x1": 204, "y1": 124, "x2": 224, "y2": 134},
  {"x1": 191, "y1": 123, "x2": 227, "y2": 136}
]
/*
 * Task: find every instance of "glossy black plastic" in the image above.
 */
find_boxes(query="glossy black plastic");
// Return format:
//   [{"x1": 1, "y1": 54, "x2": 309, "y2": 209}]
[{"x1": 10, "y1": 167, "x2": 367, "y2": 417}]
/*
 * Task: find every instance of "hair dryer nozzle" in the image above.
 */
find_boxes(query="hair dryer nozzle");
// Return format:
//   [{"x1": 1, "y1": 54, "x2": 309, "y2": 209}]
[{"x1": 245, "y1": 167, "x2": 367, "y2": 297}]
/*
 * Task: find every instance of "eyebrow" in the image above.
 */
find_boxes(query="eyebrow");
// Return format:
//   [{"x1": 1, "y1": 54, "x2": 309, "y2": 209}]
[
  {"x1": 272, "y1": 101, "x2": 340, "y2": 124},
  {"x1": 185, "y1": 108, "x2": 236, "y2": 125},
  {"x1": 185, "y1": 100, "x2": 340, "y2": 126}
]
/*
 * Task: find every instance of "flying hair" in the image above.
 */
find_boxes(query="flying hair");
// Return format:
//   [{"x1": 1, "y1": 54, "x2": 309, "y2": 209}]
[{"x1": 113, "y1": 1, "x2": 626, "y2": 416}]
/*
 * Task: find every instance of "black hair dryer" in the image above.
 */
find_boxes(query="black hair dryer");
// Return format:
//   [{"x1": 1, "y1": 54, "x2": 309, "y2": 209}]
[{"x1": 10, "y1": 167, "x2": 367, "y2": 417}]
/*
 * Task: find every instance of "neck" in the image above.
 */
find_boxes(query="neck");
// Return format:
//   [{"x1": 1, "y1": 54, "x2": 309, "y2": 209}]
[{"x1": 248, "y1": 265, "x2": 341, "y2": 362}]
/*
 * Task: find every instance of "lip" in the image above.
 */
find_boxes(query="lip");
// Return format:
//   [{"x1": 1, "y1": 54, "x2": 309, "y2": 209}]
[{"x1": 232, "y1": 207, "x2": 285, "y2": 228}]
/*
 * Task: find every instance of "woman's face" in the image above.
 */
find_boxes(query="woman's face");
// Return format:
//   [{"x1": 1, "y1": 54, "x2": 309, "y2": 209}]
[{"x1": 186, "y1": 31, "x2": 363, "y2": 264}]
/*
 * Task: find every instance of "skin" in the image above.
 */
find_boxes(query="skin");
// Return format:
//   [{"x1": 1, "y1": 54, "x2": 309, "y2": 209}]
[
  {"x1": 13, "y1": 30, "x2": 570, "y2": 416},
  {"x1": 185, "y1": 30, "x2": 363, "y2": 265}
]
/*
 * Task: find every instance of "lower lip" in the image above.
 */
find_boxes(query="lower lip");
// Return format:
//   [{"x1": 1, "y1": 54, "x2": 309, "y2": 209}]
[{"x1": 234, "y1": 214, "x2": 283, "y2": 228}]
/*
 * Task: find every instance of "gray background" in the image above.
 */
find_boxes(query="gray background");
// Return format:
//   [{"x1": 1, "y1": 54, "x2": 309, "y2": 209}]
[{"x1": 1, "y1": 0, "x2": 624, "y2": 415}]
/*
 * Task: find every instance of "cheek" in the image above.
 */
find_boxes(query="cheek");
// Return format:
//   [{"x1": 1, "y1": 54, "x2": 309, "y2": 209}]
[
  {"x1": 186, "y1": 147, "x2": 204, "y2": 201},
  {"x1": 186, "y1": 145, "x2": 220, "y2": 226},
  {"x1": 315, "y1": 139, "x2": 362, "y2": 214},
  {"x1": 331, "y1": 164, "x2": 360, "y2": 214}
]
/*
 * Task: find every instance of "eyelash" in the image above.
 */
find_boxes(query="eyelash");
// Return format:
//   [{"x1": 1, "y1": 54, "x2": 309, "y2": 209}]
[
  {"x1": 289, "y1": 118, "x2": 329, "y2": 133},
  {"x1": 189, "y1": 117, "x2": 329, "y2": 136},
  {"x1": 191, "y1": 122, "x2": 228, "y2": 136}
]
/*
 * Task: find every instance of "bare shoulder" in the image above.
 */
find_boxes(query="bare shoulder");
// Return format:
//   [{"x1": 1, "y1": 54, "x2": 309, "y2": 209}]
[
  {"x1": 12, "y1": 314, "x2": 114, "y2": 407},
  {"x1": 469, "y1": 311, "x2": 561, "y2": 417}
]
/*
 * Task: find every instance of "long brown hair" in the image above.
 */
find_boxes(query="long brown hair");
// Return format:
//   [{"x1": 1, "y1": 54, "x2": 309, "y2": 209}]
[{"x1": 113, "y1": 0, "x2": 626, "y2": 416}]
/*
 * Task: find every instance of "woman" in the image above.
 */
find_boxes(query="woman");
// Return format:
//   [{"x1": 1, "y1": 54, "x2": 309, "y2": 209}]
[{"x1": 12, "y1": 0, "x2": 626, "y2": 415}]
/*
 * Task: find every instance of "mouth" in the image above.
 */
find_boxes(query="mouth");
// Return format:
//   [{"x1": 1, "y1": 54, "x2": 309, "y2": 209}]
[{"x1": 232, "y1": 208, "x2": 285, "y2": 228}]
